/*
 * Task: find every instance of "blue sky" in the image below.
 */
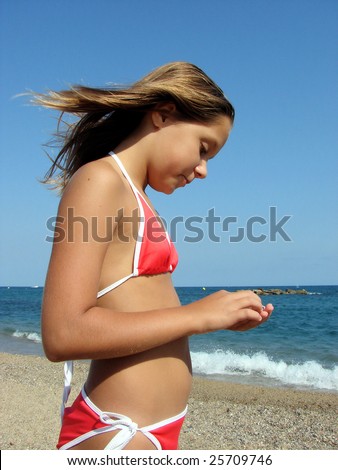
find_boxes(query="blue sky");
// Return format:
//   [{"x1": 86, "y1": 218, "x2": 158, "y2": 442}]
[{"x1": 0, "y1": 0, "x2": 337, "y2": 287}]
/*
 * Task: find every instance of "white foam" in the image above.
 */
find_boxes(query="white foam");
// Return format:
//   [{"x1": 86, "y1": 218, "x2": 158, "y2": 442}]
[
  {"x1": 191, "y1": 350, "x2": 338, "y2": 391},
  {"x1": 12, "y1": 330, "x2": 42, "y2": 343}
]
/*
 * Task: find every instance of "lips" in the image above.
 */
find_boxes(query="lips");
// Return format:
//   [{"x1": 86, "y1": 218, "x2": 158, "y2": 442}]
[
  {"x1": 183, "y1": 175, "x2": 193, "y2": 184},
  {"x1": 177, "y1": 175, "x2": 193, "y2": 188}
]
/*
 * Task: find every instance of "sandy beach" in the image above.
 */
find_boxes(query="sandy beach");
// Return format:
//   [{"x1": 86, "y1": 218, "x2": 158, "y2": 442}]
[{"x1": 0, "y1": 352, "x2": 337, "y2": 450}]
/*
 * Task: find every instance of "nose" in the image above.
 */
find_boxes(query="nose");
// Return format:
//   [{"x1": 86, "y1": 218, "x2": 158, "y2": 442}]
[{"x1": 194, "y1": 160, "x2": 207, "y2": 179}]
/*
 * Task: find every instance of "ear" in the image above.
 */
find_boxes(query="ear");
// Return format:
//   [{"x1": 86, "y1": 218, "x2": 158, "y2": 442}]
[{"x1": 151, "y1": 102, "x2": 177, "y2": 129}]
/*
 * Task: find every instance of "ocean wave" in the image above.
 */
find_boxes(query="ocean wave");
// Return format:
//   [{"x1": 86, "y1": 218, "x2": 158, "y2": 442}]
[
  {"x1": 191, "y1": 350, "x2": 338, "y2": 391},
  {"x1": 12, "y1": 330, "x2": 42, "y2": 343}
]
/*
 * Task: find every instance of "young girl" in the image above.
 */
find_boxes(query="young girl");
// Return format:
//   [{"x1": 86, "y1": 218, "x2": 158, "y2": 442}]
[{"x1": 36, "y1": 62, "x2": 273, "y2": 450}]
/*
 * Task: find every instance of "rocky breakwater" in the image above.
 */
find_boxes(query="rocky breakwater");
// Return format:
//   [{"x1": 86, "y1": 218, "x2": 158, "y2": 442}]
[{"x1": 252, "y1": 288, "x2": 308, "y2": 295}]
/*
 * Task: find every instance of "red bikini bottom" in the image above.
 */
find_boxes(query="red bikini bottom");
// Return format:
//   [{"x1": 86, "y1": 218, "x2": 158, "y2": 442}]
[{"x1": 57, "y1": 388, "x2": 187, "y2": 450}]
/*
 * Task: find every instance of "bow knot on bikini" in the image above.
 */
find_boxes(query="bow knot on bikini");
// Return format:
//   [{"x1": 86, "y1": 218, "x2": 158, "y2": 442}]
[{"x1": 99, "y1": 412, "x2": 138, "y2": 450}]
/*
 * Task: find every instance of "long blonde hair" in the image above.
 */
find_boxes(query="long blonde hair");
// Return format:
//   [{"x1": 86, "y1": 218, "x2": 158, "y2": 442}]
[{"x1": 34, "y1": 62, "x2": 235, "y2": 193}]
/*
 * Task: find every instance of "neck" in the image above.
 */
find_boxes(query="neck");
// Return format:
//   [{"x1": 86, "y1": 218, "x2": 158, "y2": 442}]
[{"x1": 113, "y1": 132, "x2": 152, "y2": 193}]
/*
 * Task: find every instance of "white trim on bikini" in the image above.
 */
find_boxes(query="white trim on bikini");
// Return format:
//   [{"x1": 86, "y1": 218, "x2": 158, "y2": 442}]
[
  {"x1": 97, "y1": 152, "x2": 145, "y2": 298},
  {"x1": 59, "y1": 386, "x2": 187, "y2": 450}
]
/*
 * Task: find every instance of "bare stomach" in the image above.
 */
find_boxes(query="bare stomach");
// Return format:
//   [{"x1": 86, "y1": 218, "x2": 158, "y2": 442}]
[{"x1": 84, "y1": 273, "x2": 192, "y2": 426}]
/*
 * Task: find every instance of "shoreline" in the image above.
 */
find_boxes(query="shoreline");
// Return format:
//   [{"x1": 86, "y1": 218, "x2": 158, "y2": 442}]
[
  {"x1": 1, "y1": 336, "x2": 337, "y2": 394},
  {"x1": 192, "y1": 371, "x2": 338, "y2": 395},
  {"x1": 2, "y1": 340, "x2": 336, "y2": 394},
  {"x1": 1, "y1": 353, "x2": 337, "y2": 450}
]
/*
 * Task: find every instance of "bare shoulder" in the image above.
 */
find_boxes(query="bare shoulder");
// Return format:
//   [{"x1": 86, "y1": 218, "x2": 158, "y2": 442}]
[
  {"x1": 64, "y1": 157, "x2": 125, "y2": 196},
  {"x1": 60, "y1": 157, "x2": 126, "y2": 213}
]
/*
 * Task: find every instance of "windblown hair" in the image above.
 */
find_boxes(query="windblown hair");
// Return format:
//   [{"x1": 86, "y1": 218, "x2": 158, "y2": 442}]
[{"x1": 34, "y1": 62, "x2": 235, "y2": 193}]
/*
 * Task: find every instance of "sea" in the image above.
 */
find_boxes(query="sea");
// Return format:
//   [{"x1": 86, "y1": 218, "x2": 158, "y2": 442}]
[{"x1": 0, "y1": 285, "x2": 337, "y2": 393}]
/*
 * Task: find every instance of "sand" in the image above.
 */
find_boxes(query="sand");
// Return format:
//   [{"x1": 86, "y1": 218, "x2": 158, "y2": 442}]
[{"x1": 0, "y1": 353, "x2": 337, "y2": 450}]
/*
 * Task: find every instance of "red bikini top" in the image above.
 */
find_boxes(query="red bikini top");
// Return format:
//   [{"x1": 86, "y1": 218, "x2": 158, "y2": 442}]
[{"x1": 97, "y1": 152, "x2": 178, "y2": 298}]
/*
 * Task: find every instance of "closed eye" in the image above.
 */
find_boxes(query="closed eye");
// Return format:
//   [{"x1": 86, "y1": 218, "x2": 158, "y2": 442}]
[{"x1": 200, "y1": 143, "x2": 208, "y2": 156}]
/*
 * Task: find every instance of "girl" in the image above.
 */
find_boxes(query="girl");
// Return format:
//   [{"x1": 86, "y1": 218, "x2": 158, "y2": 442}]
[{"x1": 37, "y1": 62, "x2": 273, "y2": 450}]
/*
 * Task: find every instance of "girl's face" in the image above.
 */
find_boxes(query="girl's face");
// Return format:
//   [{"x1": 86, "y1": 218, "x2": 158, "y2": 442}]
[{"x1": 148, "y1": 113, "x2": 232, "y2": 194}]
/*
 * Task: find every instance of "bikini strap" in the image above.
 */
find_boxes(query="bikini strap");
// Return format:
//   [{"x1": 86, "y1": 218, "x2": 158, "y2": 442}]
[
  {"x1": 109, "y1": 151, "x2": 145, "y2": 277},
  {"x1": 109, "y1": 151, "x2": 140, "y2": 199}
]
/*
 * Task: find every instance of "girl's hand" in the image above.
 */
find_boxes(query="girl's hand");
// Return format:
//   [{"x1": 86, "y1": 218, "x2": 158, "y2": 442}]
[{"x1": 186, "y1": 290, "x2": 274, "y2": 334}]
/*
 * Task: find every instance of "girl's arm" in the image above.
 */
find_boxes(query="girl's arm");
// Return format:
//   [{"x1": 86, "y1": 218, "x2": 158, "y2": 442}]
[{"x1": 42, "y1": 161, "x2": 272, "y2": 362}]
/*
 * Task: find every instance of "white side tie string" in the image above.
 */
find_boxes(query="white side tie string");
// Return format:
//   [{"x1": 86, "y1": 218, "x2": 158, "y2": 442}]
[
  {"x1": 100, "y1": 412, "x2": 138, "y2": 450},
  {"x1": 61, "y1": 361, "x2": 74, "y2": 420}
]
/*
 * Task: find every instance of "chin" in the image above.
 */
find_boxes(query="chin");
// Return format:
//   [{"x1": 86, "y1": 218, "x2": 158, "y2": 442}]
[
  {"x1": 161, "y1": 187, "x2": 175, "y2": 195},
  {"x1": 149, "y1": 182, "x2": 175, "y2": 195}
]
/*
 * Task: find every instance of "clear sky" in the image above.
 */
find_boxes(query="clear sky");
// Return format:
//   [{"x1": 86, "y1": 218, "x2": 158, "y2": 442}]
[{"x1": 0, "y1": 0, "x2": 337, "y2": 287}]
